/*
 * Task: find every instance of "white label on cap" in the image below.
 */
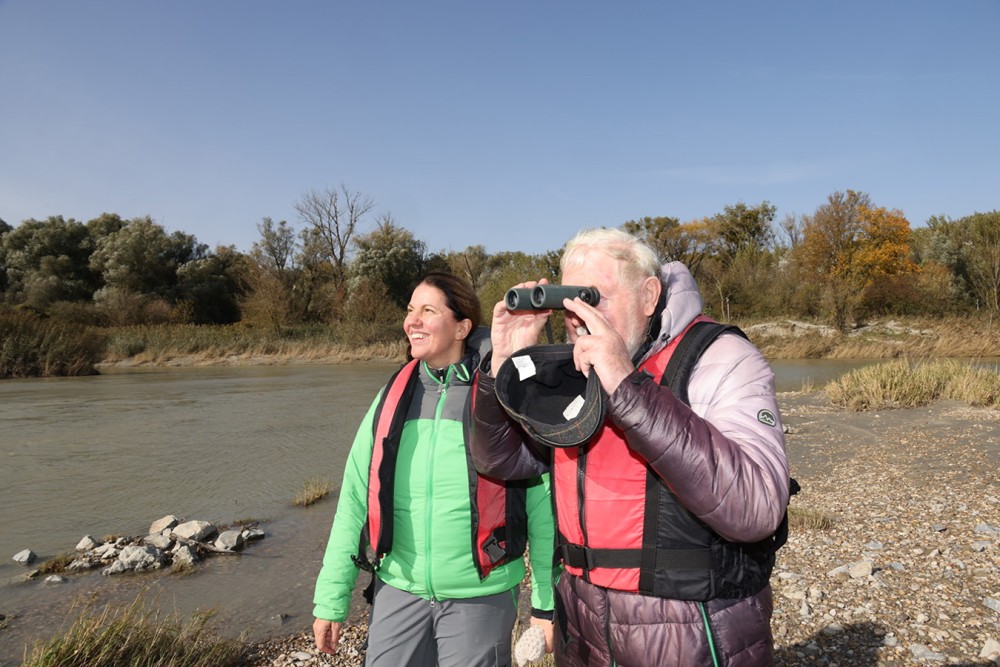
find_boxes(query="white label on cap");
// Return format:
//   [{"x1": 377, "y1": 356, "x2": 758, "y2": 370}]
[
  {"x1": 563, "y1": 394, "x2": 586, "y2": 420},
  {"x1": 512, "y1": 355, "x2": 537, "y2": 381}
]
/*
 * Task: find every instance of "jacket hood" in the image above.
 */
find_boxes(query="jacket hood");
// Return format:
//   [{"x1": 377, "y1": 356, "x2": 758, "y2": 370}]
[
  {"x1": 463, "y1": 325, "x2": 492, "y2": 372},
  {"x1": 637, "y1": 261, "x2": 703, "y2": 366}
]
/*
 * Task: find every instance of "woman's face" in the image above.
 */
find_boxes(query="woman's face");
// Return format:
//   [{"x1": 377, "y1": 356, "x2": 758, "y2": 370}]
[{"x1": 404, "y1": 282, "x2": 471, "y2": 369}]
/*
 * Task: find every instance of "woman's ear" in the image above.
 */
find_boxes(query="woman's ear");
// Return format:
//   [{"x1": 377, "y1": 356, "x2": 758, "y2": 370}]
[
  {"x1": 641, "y1": 276, "x2": 661, "y2": 317},
  {"x1": 456, "y1": 319, "x2": 472, "y2": 340}
]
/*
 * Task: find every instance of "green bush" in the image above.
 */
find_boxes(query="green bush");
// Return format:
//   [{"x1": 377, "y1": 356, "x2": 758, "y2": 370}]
[{"x1": 0, "y1": 307, "x2": 106, "y2": 378}]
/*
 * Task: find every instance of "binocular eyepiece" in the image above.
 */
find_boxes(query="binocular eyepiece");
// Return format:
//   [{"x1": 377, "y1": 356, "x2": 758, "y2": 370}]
[{"x1": 505, "y1": 285, "x2": 601, "y2": 311}]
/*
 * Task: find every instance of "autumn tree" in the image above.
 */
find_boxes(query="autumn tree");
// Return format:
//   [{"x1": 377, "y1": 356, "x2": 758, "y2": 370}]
[{"x1": 795, "y1": 191, "x2": 916, "y2": 328}]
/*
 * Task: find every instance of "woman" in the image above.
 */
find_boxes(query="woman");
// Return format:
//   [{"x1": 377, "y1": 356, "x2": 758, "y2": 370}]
[{"x1": 313, "y1": 272, "x2": 554, "y2": 667}]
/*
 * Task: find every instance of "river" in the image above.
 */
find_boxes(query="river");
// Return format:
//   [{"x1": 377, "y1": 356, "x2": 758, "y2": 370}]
[{"x1": 0, "y1": 358, "x2": 888, "y2": 664}]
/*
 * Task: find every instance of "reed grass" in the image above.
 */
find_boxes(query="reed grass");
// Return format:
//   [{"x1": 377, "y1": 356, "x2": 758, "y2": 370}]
[
  {"x1": 293, "y1": 477, "x2": 331, "y2": 507},
  {"x1": 20, "y1": 594, "x2": 250, "y2": 667},
  {"x1": 0, "y1": 307, "x2": 105, "y2": 378},
  {"x1": 825, "y1": 359, "x2": 1000, "y2": 411}
]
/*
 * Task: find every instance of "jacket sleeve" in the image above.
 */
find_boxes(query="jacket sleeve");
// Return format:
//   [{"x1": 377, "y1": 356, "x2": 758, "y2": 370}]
[
  {"x1": 524, "y1": 473, "x2": 556, "y2": 615},
  {"x1": 470, "y1": 368, "x2": 551, "y2": 479},
  {"x1": 611, "y1": 334, "x2": 790, "y2": 543},
  {"x1": 312, "y1": 395, "x2": 379, "y2": 622}
]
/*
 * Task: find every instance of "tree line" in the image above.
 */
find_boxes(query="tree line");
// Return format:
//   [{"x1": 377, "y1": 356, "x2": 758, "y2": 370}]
[{"x1": 1, "y1": 185, "x2": 998, "y2": 339}]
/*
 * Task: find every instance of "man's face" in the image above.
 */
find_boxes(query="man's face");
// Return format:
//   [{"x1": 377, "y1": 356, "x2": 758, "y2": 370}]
[{"x1": 561, "y1": 249, "x2": 652, "y2": 357}]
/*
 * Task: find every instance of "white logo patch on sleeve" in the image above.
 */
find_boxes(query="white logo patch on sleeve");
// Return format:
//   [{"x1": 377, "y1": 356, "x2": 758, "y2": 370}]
[{"x1": 757, "y1": 409, "x2": 777, "y2": 427}]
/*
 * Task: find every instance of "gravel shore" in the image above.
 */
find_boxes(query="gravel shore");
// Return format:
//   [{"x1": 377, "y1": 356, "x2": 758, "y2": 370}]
[{"x1": 248, "y1": 391, "x2": 1000, "y2": 666}]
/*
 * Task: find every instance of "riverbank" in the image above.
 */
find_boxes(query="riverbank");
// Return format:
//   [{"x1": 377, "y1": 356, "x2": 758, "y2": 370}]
[
  {"x1": 245, "y1": 390, "x2": 1000, "y2": 666},
  {"x1": 90, "y1": 316, "x2": 1000, "y2": 370}
]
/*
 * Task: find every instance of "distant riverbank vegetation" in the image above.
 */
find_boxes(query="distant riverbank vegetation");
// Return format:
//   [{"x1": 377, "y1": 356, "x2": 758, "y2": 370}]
[{"x1": 2, "y1": 186, "x2": 999, "y2": 377}]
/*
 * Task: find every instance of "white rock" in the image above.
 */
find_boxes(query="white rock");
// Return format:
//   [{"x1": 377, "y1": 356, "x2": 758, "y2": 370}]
[
  {"x1": 980, "y1": 637, "x2": 1000, "y2": 660},
  {"x1": 848, "y1": 560, "x2": 874, "y2": 579},
  {"x1": 76, "y1": 535, "x2": 99, "y2": 551},
  {"x1": 908, "y1": 643, "x2": 946, "y2": 661},
  {"x1": 172, "y1": 544, "x2": 199, "y2": 566},
  {"x1": 149, "y1": 515, "x2": 180, "y2": 534},
  {"x1": 214, "y1": 530, "x2": 245, "y2": 552},
  {"x1": 12, "y1": 549, "x2": 36, "y2": 565},
  {"x1": 172, "y1": 520, "x2": 216, "y2": 542}
]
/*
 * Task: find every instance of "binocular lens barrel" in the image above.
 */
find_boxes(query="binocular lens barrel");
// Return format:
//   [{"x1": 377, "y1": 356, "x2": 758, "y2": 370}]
[
  {"x1": 505, "y1": 288, "x2": 532, "y2": 311},
  {"x1": 504, "y1": 285, "x2": 600, "y2": 311},
  {"x1": 504, "y1": 285, "x2": 601, "y2": 310},
  {"x1": 531, "y1": 285, "x2": 600, "y2": 309}
]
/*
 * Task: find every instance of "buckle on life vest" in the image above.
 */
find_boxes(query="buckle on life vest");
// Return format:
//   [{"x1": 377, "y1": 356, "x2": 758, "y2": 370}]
[
  {"x1": 351, "y1": 553, "x2": 377, "y2": 572},
  {"x1": 482, "y1": 534, "x2": 508, "y2": 564},
  {"x1": 559, "y1": 544, "x2": 596, "y2": 570}
]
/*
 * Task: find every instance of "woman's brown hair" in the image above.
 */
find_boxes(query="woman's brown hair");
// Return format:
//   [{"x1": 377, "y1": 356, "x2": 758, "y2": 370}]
[{"x1": 417, "y1": 272, "x2": 482, "y2": 333}]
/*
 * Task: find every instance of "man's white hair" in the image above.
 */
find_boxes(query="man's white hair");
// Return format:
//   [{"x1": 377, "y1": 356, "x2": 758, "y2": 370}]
[{"x1": 561, "y1": 228, "x2": 661, "y2": 287}]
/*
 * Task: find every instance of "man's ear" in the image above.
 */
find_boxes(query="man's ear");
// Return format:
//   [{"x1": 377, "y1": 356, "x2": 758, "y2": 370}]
[{"x1": 641, "y1": 276, "x2": 661, "y2": 317}]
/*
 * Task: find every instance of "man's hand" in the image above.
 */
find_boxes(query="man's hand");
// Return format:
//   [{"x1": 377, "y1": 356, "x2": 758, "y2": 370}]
[
  {"x1": 313, "y1": 618, "x2": 342, "y2": 655},
  {"x1": 563, "y1": 297, "x2": 634, "y2": 395},
  {"x1": 489, "y1": 280, "x2": 551, "y2": 376}
]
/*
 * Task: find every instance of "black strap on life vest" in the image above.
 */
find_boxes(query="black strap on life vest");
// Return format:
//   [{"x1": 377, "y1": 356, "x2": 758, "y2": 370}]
[{"x1": 639, "y1": 321, "x2": 748, "y2": 593}]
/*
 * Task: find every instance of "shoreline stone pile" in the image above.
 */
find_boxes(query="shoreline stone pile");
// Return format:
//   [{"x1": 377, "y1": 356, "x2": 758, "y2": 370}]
[{"x1": 10, "y1": 514, "x2": 266, "y2": 583}]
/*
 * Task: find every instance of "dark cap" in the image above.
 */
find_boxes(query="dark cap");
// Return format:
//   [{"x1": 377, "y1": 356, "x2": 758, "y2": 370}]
[{"x1": 494, "y1": 344, "x2": 606, "y2": 448}]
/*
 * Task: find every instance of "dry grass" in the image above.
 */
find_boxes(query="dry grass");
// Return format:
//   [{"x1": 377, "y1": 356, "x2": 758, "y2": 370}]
[
  {"x1": 20, "y1": 593, "x2": 250, "y2": 667},
  {"x1": 824, "y1": 358, "x2": 1000, "y2": 411},
  {"x1": 787, "y1": 505, "x2": 835, "y2": 531},
  {"x1": 293, "y1": 477, "x2": 332, "y2": 507},
  {"x1": 35, "y1": 553, "x2": 75, "y2": 575},
  {"x1": 101, "y1": 323, "x2": 407, "y2": 366}
]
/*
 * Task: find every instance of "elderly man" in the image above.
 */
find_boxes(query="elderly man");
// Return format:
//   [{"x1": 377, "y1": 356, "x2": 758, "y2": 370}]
[{"x1": 470, "y1": 228, "x2": 790, "y2": 666}]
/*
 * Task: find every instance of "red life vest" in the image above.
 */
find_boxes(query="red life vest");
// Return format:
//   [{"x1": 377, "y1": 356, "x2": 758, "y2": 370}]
[
  {"x1": 553, "y1": 318, "x2": 782, "y2": 601},
  {"x1": 364, "y1": 359, "x2": 528, "y2": 579}
]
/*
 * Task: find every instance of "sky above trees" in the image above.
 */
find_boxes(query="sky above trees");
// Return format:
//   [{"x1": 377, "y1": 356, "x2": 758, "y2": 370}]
[{"x1": 1, "y1": 1, "x2": 997, "y2": 256}]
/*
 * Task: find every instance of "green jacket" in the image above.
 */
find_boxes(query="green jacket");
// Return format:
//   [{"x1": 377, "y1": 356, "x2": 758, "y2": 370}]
[{"x1": 313, "y1": 350, "x2": 555, "y2": 622}]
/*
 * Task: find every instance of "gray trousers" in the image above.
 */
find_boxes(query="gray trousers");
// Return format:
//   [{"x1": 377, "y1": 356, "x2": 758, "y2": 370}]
[{"x1": 365, "y1": 580, "x2": 518, "y2": 667}]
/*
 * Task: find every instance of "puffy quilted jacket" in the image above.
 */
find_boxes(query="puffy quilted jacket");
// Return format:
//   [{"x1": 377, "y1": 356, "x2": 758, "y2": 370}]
[{"x1": 470, "y1": 262, "x2": 789, "y2": 666}]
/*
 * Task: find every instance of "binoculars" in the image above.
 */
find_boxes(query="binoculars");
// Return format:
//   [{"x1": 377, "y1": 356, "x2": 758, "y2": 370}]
[{"x1": 505, "y1": 285, "x2": 601, "y2": 311}]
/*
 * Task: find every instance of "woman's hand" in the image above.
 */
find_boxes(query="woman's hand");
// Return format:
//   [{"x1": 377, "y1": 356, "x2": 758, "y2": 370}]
[{"x1": 313, "y1": 618, "x2": 342, "y2": 655}]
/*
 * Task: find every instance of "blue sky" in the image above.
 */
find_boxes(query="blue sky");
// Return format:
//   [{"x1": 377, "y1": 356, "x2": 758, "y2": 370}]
[{"x1": 1, "y1": 1, "x2": 997, "y2": 256}]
